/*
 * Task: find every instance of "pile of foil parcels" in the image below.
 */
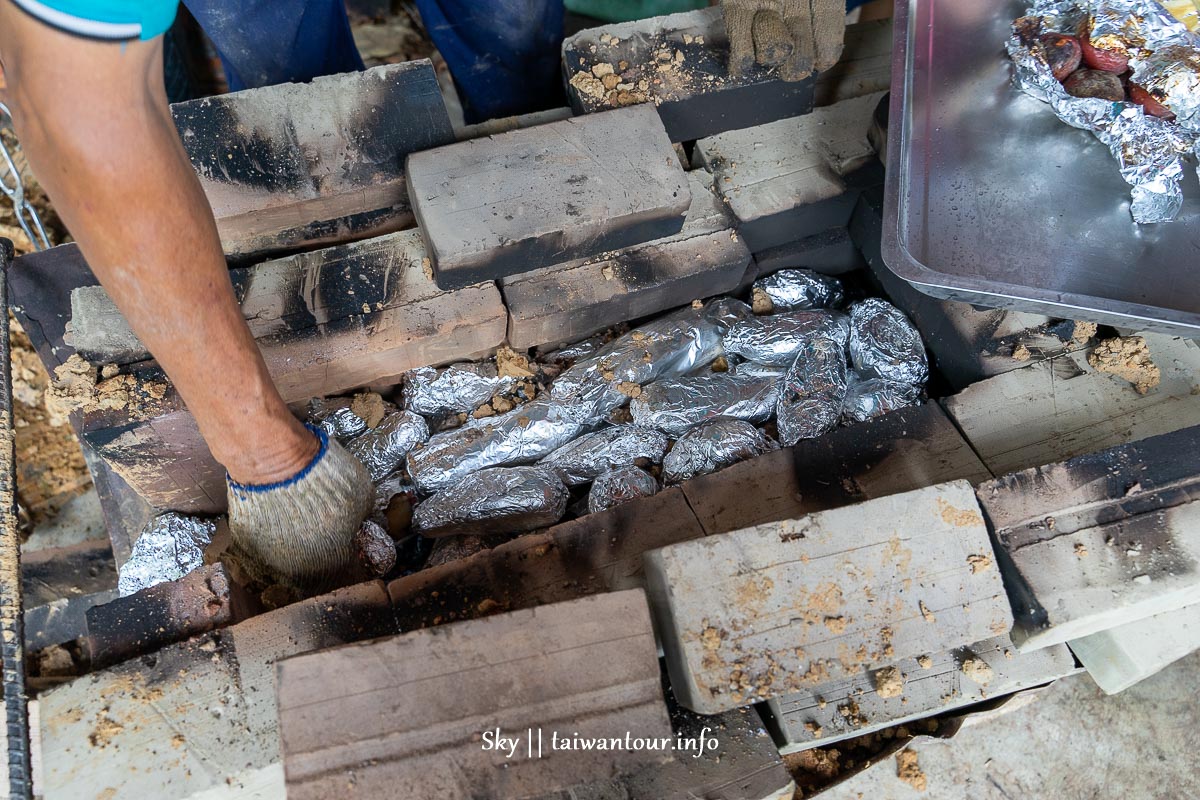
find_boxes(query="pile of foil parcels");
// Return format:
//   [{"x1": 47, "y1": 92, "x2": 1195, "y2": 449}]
[
  {"x1": 412, "y1": 466, "x2": 569, "y2": 537},
  {"x1": 1008, "y1": 0, "x2": 1200, "y2": 222},
  {"x1": 296, "y1": 282, "x2": 926, "y2": 543},
  {"x1": 588, "y1": 466, "x2": 660, "y2": 513},
  {"x1": 117, "y1": 512, "x2": 217, "y2": 596}
]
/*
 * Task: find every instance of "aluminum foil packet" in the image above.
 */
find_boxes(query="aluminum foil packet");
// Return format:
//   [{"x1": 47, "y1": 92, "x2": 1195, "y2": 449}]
[
  {"x1": 848, "y1": 299, "x2": 929, "y2": 386},
  {"x1": 731, "y1": 361, "x2": 788, "y2": 380},
  {"x1": 402, "y1": 363, "x2": 516, "y2": 418},
  {"x1": 411, "y1": 465, "x2": 569, "y2": 537},
  {"x1": 406, "y1": 395, "x2": 593, "y2": 494},
  {"x1": 662, "y1": 418, "x2": 779, "y2": 484},
  {"x1": 346, "y1": 410, "x2": 430, "y2": 482},
  {"x1": 723, "y1": 310, "x2": 850, "y2": 367},
  {"x1": 117, "y1": 512, "x2": 217, "y2": 596},
  {"x1": 307, "y1": 397, "x2": 369, "y2": 441},
  {"x1": 1008, "y1": 2, "x2": 1200, "y2": 222},
  {"x1": 588, "y1": 466, "x2": 660, "y2": 514},
  {"x1": 776, "y1": 337, "x2": 849, "y2": 447},
  {"x1": 538, "y1": 425, "x2": 669, "y2": 485},
  {"x1": 630, "y1": 373, "x2": 780, "y2": 437},
  {"x1": 752, "y1": 269, "x2": 845, "y2": 312},
  {"x1": 550, "y1": 298, "x2": 753, "y2": 420},
  {"x1": 842, "y1": 373, "x2": 923, "y2": 423}
]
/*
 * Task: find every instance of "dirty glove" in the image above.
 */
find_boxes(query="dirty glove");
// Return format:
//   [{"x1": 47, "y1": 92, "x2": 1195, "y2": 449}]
[
  {"x1": 721, "y1": 0, "x2": 846, "y2": 81},
  {"x1": 227, "y1": 425, "x2": 374, "y2": 592}
]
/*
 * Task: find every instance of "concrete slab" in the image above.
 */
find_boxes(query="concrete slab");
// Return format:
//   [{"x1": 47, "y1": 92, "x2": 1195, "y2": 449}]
[
  {"x1": 696, "y1": 92, "x2": 883, "y2": 252},
  {"x1": 1070, "y1": 603, "x2": 1200, "y2": 695},
  {"x1": 562, "y1": 7, "x2": 815, "y2": 143},
  {"x1": 408, "y1": 105, "x2": 689, "y2": 289},
  {"x1": 644, "y1": 481, "x2": 1013, "y2": 714},
  {"x1": 762, "y1": 635, "x2": 1078, "y2": 754}
]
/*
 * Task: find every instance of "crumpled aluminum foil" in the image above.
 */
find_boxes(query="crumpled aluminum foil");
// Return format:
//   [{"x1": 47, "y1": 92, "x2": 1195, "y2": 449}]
[
  {"x1": 406, "y1": 395, "x2": 593, "y2": 494},
  {"x1": 753, "y1": 269, "x2": 845, "y2": 311},
  {"x1": 662, "y1": 419, "x2": 779, "y2": 484},
  {"x1": 117, "y1": 512, "x2": 217, "y2": 597},
  {"x1": 842, "y1": 372, "x2": 923, "y2": 423},
  {"x1": 550, "y1": 298, "x2": 752, "y2": 420},
  {"x1": 732, "y1": 361, "x2": 788, "y2": 380},
  {"x1": 723, "y1": 310, "x2": 850, "y2": 367},
  {"x1": 538, "y1": 425, "x2": 669, "y2": 485},
  {"x1": 346, "y1": 410, "x2": 430, "y2": 482},
  {"x1": 1133, "y1": 45, "x2": 1200, "y2": 129},
  {"x1": 401, "y1": 363, "x2": 516, "y2": 418},
  {"x1": 848, "y1": 299, "x2": 929, "y2": 385},
  {"x1": 411, "y1": 465, "x2": 569, "y2": 537},
  {"x1": 307, "y1": 397, "x2": 369, "y2": 441},
  {"x1": 1008, "y1": 3, "x2": 1200, "y2": 222},
  {"x1": 629, "y1": 373, "x2": 780, "y2": 436},
  {"x1": 776, "y1": 337, "x2": 849, "y2": 447},
  {"x1": 588, "y1": 466, "x2": 660, "y2": 514}
]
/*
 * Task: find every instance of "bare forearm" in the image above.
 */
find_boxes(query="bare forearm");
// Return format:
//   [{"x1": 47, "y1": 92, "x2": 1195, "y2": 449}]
[{"x1": 0, "y1": 5, "x2": 314, "y2": 483}]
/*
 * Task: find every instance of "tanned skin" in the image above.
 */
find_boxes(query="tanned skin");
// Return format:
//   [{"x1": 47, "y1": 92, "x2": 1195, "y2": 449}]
[{"x1": 0, "y1": 4, "x2": 317, "y2": 485}]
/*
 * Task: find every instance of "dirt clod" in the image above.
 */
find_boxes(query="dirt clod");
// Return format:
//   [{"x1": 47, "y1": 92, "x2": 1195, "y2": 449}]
[
  {"x1": 751, "y1": 287, "x2": 774, "y2": 315},
  {"x1": 874, "y1": 666, "x2": 905, "y2": 698},
  {"x1": 1088, "y1": 336, "x2": 1161, "y2": 394},
  {"x1": 960, "y1": 657, "x2": 994, "y2": 684},
  {"x1": 896, "y1": 748, "x2": 927, "y2": 792},
  {"x1": 350, "y1": 392, "x2": 386, "y2": 428},
  {"x1": 496, "y1": 346, "x2": 535, "y2": 379}
]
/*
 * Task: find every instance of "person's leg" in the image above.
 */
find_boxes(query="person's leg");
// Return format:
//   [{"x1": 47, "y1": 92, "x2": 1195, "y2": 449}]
[
  {"x1": 182, "y1": 0, "x2": 364, "y2": 90},
  {"x1": 415, "y1": 0, "x2": 565, "y2": 123}
]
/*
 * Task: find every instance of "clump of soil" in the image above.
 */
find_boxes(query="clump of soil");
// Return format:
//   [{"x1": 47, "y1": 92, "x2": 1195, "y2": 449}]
[
  {"x1": 874, "y1": 665, "x2": 905, "y2": 698},
  {"x1": 960, "y1": 657, "x2": 994, "y2": 685},
  {"x1": 10, "y1": 320, "x2": 90, "y2": 527},
  {"x1": 896, "y1": 748, "x2": 928, "y2": 792},
  {"x1": 1071, "y1": 320, "x2": 1098, "y2": 345},
  {"x1": 47, "y1": 354, "x2": 167, "y2": 422},
  {"x1": 495, "y1": 345, "x2": 535, "y2": 379},
  {"x1": 1088, "y1": 336, "x2": 1161, "y2": 394},
  {"x1": 350, "y1": 391, "x2": 386, "y2": 428},
  {"x1": 751, "y1": 287, "x2": 774, "y2": 315}
]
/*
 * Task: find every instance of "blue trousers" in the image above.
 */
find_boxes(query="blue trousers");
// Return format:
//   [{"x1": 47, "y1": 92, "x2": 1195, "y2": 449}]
[{"x1": 182, "y1": 0, "x2": 364, "y2": 92}]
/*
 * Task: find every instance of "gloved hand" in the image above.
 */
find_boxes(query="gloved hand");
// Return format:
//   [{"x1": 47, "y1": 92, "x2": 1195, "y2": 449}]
[
  {"x1": 721, "y1": 0, "x2": 846, "y2": 82},
  {"x1": 226, "y1": 425, "x2": 375, "y2": 592}
]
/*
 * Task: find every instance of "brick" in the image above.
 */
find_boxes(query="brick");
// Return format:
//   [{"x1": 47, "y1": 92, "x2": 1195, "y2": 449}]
[
  {"x1": 1069, "y1": 603, "x2": 1200, "y2": 694},
  {"x1": 562, "y1": 7, "x2": 815, "y2": 143},
  {"x1": 70, "y1": 231, "x2": 506, "y2": 513},
  {"x1": 85, "y1": 563, "x2": 256, "y2": 668},
  {"x1": 502, "y1": 170, "x2": 750, "y2": 349},
  {"x1": 813, "y1": 19, "x2": 893, "y2": 107},
  {"x1": 543, "y1": 701, "x2": 794, "y2": 800},
  {"x1": 696, "y1": 92, "x2": 883, "y2": 252},
  {"x1": 942, "y1": 332, "x2": 1200, "y2": 477},
  {"x1": 853, "y1": 187, "x2": 1081, "y2": 390},
  {"x1": 748, "y1": 227, "x2": 865, "y2": 283},
  {"x1": 978, "y1": 426, "x2": 1200, "y2": 651},
  {"x1": 408, "y1": 105, "x2": 690, "y2": 289},
  {"x1": 38, "y1": 581, "x2": 395, "y2": 799},
  {"x1": 761, "y1": 635, "x2": 1077, "y2": 753},
  {"x1": 173, "y1": 61, "x2": 453, "y2": 260},
  {"x1": 388, "y1": 486, "x2": 706, "y2": 629},
  {"x1": 277, "y1": 591, "x2": 672, "y2": 800},
  {"x1": 644, "y1": 481, "x2": 1013, "y2": 714},
  {"x1": 681, "y1": 403, "x2": 992, "y2": 537}
]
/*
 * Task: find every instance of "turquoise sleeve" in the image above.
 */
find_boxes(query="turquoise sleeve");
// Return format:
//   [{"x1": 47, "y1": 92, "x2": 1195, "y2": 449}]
[{"x1": 9, "y1": 0, "x2": 178, "y2": 41}]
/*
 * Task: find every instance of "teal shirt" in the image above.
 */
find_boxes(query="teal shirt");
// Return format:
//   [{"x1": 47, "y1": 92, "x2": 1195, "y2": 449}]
[{"x1": 10, "y1": 0, "x2": 178, "y2": 40}]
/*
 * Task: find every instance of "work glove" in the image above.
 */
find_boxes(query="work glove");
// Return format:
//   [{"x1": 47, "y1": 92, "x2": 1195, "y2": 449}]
[
  {"x1": 721, "y1": 0, "x2": 846, "y2": 81},
  {"x1": 226, "y1": 425, "x2": 375, "y2": 592}
]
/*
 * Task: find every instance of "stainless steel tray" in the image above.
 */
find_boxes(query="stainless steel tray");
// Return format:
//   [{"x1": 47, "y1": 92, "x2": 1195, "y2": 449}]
[{"x1": 883, "y1": 0, "x2": 1200, "y2": 337}]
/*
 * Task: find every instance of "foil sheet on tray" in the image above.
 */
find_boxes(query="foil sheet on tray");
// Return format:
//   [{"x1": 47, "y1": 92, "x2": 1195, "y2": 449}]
[{"x1": 1009, "y1": 0, "x2": 1200, "y2": 222}]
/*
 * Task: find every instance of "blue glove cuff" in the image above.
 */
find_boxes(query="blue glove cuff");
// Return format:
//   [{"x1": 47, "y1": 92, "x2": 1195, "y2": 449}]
[{"x1": 227, "y1": 425, "x2": 329, "y2": 495}]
